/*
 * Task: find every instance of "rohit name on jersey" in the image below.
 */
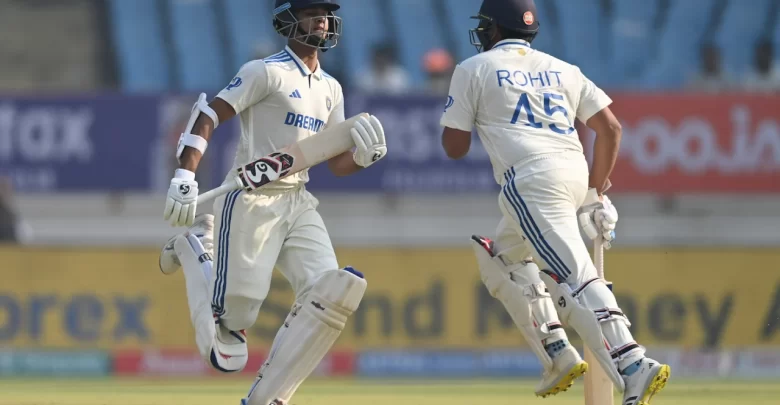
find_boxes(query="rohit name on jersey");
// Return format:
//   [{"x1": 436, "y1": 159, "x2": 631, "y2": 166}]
[
  {"x1": 284, "y1": 112, "x2": 325, "y2": 133},
  {"x1": 496, "y1": 69, "x2": 563, "y2": 88}
]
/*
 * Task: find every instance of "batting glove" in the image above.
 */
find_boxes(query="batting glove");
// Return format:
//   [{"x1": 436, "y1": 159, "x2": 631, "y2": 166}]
[
  {"x1": 578, "y1": 188, "x2": 618, "y2": 249},
  {"x1": 351, "y1": 115, "x2": 387, "y2": 168},
  {"x1": 163, "y1": 169, "x2": 199, "y2": 227}
]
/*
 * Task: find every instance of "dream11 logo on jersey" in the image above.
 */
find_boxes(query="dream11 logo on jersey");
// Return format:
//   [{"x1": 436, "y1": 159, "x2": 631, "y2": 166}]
[{"x1": 581, "y1": 94, "x2": 780, "y2": 193}]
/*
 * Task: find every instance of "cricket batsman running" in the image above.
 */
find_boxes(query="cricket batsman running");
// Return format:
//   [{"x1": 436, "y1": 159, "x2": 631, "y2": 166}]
[
  {"x1": 440, "y1": 0, "x2": 670, "y2": 404},
  {"x1": 157, "y1": 1, "x2": 387, "y2": 404}
]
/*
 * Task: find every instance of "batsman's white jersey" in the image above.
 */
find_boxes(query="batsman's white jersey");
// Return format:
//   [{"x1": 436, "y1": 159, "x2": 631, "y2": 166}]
[
  {"x1": 441, "y1": 39, "x2": 611, "y2": 185},
  {"x1": 217, "y1": 46, "x2": 345, "y2": 190},
  {"x1": 441, "y1": 38, "x2": 612, "y2": 285},
  {"x1": 210, "y1": 46, "x2": 344, "y2": 330}
]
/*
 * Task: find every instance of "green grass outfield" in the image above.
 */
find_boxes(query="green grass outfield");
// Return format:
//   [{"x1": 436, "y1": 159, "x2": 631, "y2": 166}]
[{"x1": 0, "y1": 377, "x2": 778, "y2": 405}]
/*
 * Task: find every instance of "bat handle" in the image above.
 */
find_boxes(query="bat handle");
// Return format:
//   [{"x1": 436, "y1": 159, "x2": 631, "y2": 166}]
[
  {"x1": 197, "y1": 179, "x2": 241, "y2": 205},
  {"x1": 594, "y1": 236, "x2": 605, "y2": 280},
  {"x1": 594, "y1": 178, "x2": 610, "y2": 281}
]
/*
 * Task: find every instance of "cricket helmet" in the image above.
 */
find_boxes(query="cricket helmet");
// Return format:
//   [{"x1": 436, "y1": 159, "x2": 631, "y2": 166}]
[
  {"x1": 273, "y1": 0, "x2": 341, "y2": 51},
  {"x1": 470, "y1": 0, "x2": 540, "y2": 52}
]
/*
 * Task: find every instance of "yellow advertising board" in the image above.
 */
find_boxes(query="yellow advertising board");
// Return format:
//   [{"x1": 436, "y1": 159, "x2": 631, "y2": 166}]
[{"x1": 1, "y1": 247, "x2": 779, "y2": 350}]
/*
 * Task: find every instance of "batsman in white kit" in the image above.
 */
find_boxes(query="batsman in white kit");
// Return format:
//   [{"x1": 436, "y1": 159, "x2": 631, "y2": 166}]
[
  {"x1": 441, "y1": 1, "x2": 670, "y2": 404},
  {"x1": 157, "y1": 1, "x2": 387, "y2": 404}
]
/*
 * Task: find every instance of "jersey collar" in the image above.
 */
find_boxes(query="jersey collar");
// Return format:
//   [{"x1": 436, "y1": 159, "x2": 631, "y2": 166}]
[
  {"x1": 492, "y1": 39, "x2": 532, "y2": 50},
  {"x1": 284, "y1": 45, "x2": 323, "y2": 80}
]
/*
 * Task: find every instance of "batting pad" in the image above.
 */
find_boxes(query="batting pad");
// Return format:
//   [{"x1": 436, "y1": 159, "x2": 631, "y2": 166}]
[
  {"x1": 539, "y1": 270, "x2": 626, "y2": 392},
  {"x1": 471, "y1": 237, "x2": 555, "y2": 372},
  {"x1": 175, "y1": 234, "x2": 247, "y2": 373},
  {"x1": 245, "y1": 267, "x2": 367, "y2": 405}
]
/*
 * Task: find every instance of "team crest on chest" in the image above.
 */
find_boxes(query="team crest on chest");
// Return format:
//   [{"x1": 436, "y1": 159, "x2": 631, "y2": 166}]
[{"x1": 326, "y1": 96, "x2": 332, "y2": 112}]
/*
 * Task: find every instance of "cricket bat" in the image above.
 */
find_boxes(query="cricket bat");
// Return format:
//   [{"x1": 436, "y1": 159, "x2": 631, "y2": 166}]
[
  {"x1": 585, "y1": 179, "x2": 614, "y2": 405},
  {"x1": 196, "y1": 112, "x2": 368, "y2": 204}
]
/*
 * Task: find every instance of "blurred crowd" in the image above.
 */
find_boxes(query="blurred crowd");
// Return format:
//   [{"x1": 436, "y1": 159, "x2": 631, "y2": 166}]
[
  {"x1": 352, "y1": 43, "x2": 455, "y2": 97},
  {"x1": 256, "y1": 38, "x2": 780, "y2": 97},
  {"x1": 351, "y1": 37, "x2": 780, "y2": 96},
  {"x1": 689, "y1": 38, "x2": 780, "y2": 93}
]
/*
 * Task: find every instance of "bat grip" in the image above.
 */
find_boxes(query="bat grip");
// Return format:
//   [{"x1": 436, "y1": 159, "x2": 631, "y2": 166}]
[
  {"x1": 197, "y1": 179, "x2": 241, "y2": 205},
  {"x1": 594, "y1": 237, "x2": 605, "y2": 280},
  {"x1": 593, "y1": 179, "x2": 610, "y2": 280}
]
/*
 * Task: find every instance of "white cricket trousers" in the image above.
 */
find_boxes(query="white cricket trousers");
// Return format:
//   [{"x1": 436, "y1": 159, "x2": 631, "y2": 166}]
[
  {"x1": 498, "y1": 153, "x2": 596, "y2": 288},
  {"x1": 210, "y1": 186, "x2": 339, "y2": 332}
]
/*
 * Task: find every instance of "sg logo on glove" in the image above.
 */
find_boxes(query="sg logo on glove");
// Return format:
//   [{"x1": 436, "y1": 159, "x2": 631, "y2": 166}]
[{"x1": 179, "y1": 184, "x2": 192, "y2": 195}]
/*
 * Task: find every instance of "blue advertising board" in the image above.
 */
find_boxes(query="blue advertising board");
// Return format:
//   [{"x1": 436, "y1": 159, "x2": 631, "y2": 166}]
[
  {"x1": 0, "y1": 95, "x2": 158, "y2": 191},
  {"x1": 0, "y1": 93, "x2": 497, "y2": 193},
  {"x1": 307, "y1": 94, "x2": 497, "y2": 193}
]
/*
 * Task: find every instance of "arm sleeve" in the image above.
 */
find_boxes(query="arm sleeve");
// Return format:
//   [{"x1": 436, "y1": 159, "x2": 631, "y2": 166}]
[
  {"x1": 216, "y1": 60, "x2": 276, "y2": 115},
  {"x1": 575, "y1": 69, "x2": 613, "y2": 122},
  {"x1": 439, "y1": 64, "x2": 478, "y2": 131}
]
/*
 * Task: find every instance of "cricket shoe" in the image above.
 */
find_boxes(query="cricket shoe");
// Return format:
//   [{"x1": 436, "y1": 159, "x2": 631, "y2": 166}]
[
  {"x1": 535, "y1": 341, "x2": 589, "y2": 398},
  {"x1": 621, "y1": 357, "x2": 671, "y2": 405},
  {"x1": 159, "y1": 213, "x2": 215, "y2": 275}
]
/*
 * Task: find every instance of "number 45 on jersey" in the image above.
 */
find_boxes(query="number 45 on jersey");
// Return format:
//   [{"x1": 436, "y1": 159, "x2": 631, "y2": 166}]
[{"x1": 511, "y1": 92, "x2": 575, "y2": 135}]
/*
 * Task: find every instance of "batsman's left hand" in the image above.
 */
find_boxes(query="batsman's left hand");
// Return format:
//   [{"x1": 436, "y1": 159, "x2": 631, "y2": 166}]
[
  {"x1": 351, "y1": 115, "x2": 386, "y2": 168},
  {"x1": 163, "y1": 169, "x2": 199, "y2": 227},
  {"x1": 578, "y1": 188, "x2": 618, "y2": 249}
]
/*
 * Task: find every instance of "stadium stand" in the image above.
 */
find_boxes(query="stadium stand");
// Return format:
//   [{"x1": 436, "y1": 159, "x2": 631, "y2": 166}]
[
  {"x1": 223, "y1": 0, "x2": 282, "y2": 73},
  {"x1": 714, "y1": 0, "x2": 774, "y2": 77},
  {"x1": 641, "y1": 0, "x2": 722, "y2": 89},
  {"x1": 108, "y1": 0, "x2": 171, "y2": 91},
  {"x1": 608, "y1": 0, "x2": 661, "y2": 87},
  {"x1": 550, "y1": 0, "x2": 608, "y2": 84},
  {"x1": 166, "y1": 0, "x2": 228, "y2": 91},
  {"x1": 773, "y1": 3, "x2": 780, "y2": 64},
  {"x1": 388, "y1": 0, "x2": 448, "y2": 84},
  {"x1": 103, "y1": 0, "x2": 780, "y2": 92},
  {"x1": 441, "y1": 0, "x2": 481, "y2": 63},
  {"x1": 332, "y1": 0, "x2": 387, "y2": 81}
]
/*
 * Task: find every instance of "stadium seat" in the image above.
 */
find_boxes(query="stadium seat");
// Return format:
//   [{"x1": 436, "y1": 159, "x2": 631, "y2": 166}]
[
  {"x1": 388, "y1": 0, "x2": 448, "y2": 85},
  {"x1": 609, "y1": 0, "x2": 661, "y2": 86},
  {"x1": 641, "y1": 0, "x2": 721, "y2": 90},
  {"x1": 223, "y1": 0, "x2": 282, "y2": 72},
  {"x1": 334, "y1": 0, "x2": 387, "y2": 82},
  {"x1": 107, "y1": 0, "x2": 170, "y2": 91},
  {"x1": 714, "y1": 0, "x2": 774, "y2": 76},
  {"x1": 550, "y1": 0, "x2": 607, "y2": 85},
  {"x1": 167, "y1": 0, "x2": 229, "y2": 92}
]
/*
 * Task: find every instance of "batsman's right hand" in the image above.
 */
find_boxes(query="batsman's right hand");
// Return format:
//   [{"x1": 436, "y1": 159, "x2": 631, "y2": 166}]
[
  {"x1": 578, "y1": 188, "x2": 618, "y2": 249},
  {"x1": 164, "y1": 169, "x2": 199, "y2": 227}
]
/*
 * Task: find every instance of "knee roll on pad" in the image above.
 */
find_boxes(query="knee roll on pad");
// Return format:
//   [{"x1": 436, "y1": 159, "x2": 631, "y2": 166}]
[{"x1": 245, "y1": 267, "x2": 366, "y2": 405}]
